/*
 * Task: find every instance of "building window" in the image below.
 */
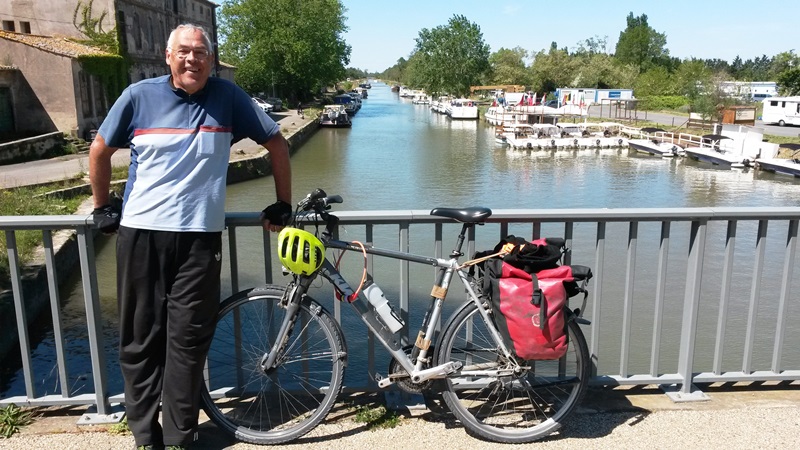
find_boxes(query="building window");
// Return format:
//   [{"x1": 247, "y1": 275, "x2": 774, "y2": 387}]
[
  {"x1": 79, "y1": 71, "x2": 92, "y2": 118},
  {"x1": 2, "y1": 20, "x2": 15, "y2": 32},
  {"x1": 20, "y1": 21, "x2": 31, "y2": 34},
  {"x1": 133, "y1": 14, "x2": 142, "y2": 50},
  {"x1": 149, "y1": 16, "x2": 155, "y2": 51},
  {"x1": 118, "y1": 11, "x2": 129, "y2": 52},
  {"x1": 92, "y1": 76, "x2": 106, "y2": 117}
]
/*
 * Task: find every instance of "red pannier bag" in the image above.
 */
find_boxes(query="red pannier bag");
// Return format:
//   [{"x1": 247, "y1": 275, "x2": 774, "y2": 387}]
[{"x1": 482, "y1": 237, "x2": 592, "y2": 361}]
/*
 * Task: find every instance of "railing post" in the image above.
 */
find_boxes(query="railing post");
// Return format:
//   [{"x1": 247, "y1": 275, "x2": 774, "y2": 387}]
[
  {"x1": 667, "y1": 219, "x2": 710, "y2": 401},
  {"x1": 773, "y1": 220, "x2": 798, "y2": 372},
  {"x1": 76, "y1": 226, "x2": 121, "y2": 423},
  {"x1": 743, "y1": 220, "x2": 768, "y2": 373},
  {"x1": 5, "y1": 230, "x2": 36, "y2": 398}
]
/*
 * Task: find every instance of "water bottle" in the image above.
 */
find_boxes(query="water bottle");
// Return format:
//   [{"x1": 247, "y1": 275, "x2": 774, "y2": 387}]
[{"x1": 362, "y1": 280, "x2": 404, "y2": 334}]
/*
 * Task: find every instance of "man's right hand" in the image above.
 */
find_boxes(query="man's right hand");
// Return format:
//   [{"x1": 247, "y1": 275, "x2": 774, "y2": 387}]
[{"x1": 92, "y1": 204, "x2": 121, "y2": 234}]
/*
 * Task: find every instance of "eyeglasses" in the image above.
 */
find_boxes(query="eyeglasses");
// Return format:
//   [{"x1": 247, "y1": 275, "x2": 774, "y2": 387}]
[{"x1": 171, "y1": 48, "x2": 210, "y2": 61}]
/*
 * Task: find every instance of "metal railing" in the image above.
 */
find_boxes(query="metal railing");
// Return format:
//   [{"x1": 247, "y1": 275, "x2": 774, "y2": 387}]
[{"x1": 2, "y1": 207, "x2": 799, "y2": 417}]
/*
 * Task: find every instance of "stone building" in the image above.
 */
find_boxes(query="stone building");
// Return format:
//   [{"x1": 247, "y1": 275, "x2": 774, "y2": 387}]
[{"x1": 0, "y1": 0, "x2": 226, "y2": 141}]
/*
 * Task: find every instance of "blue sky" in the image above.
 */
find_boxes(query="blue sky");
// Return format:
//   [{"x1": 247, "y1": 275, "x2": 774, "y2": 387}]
[{"x1": 339, "y1": 0, "x2": 798, "y2": 72}]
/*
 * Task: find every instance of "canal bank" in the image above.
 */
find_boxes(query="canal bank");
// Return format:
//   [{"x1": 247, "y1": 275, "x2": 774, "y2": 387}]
[{"x1": 0, "y1": 109, "x2": 319, "y2": 361}]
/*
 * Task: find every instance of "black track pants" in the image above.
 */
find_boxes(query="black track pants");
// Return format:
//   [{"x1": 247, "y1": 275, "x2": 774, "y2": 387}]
[{"x1": 116, "y1": 226, "x2": 222, "y2": 447}]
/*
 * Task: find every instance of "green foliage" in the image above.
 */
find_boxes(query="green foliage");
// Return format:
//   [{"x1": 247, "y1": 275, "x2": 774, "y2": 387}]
[
  {"x1": 637, "y1": 95, "x2": 689, "y2": 111},
  {"x1": 635, "y1": 66, "x2": 675, "y2": 96},
  {"x1": 353, "y1": 404, "x2": 401, "y2": 430},
  {"x1": 408, "y1": 14, "x2": 490, "y2": 97},
  {"x1": 219, "y1": 0, "x2": 350, "y2": 101},
  {"x1": 673, "y1": 59, "x2": 712, "y2": 100},
  {"x1": 71, "y1": 0, "x2": 128, "y2": 102},
  {"x1": 529, "y1": 47, "x2": 579, "y2": 93},
  {"x1": 77, "y1": 54, "x2": 128, "y2": 103},
  {"x1": 107, "y1": 417, "x2": 131, "y2": 435},
  {"x1": 614, "y1": 12, "x2": 668, "y2": 72},
  {"x1": 0, "y1": 404, "x2": 34, "y2": 438},
  {"x1": 488, "y1": 47, "x2": 530, "y2": 85},
  {"x1": 778, "y1": 67, "x2": 800, "y2": 96},
  {"x1": 72, "y1": 0, "x2": 119, "y2": 54},
  {"x1": 574, "y1": 53, "x2": 637, "y2": 90}
]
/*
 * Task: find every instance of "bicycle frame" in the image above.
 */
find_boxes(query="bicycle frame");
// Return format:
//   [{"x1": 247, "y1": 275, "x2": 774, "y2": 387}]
[{"x1": 263, "y1": 222, "x2": 520, "y2": 387}]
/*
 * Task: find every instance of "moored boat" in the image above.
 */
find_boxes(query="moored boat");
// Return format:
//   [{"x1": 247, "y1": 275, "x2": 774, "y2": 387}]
[
  {"x1": 627, "y1": 127, "x2": 683, "y2": 157},
  {"x1": 446, "y1": 98, "x2": 479, "y2": 120},
  {"x1": 319, "y1": 104, "x2": 352, "y2": 128},
  {"x1": 755, "y1": 143, "x2": 800, "y2": 177}
]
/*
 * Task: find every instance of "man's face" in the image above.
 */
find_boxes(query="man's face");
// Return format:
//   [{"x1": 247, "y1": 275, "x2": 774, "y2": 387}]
[{"x1": 166, "y1": 28, "x2": 212, "y2": 95}]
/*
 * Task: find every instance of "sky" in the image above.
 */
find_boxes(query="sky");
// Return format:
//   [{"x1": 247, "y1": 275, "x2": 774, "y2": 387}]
[{"x1": 338, "y1": 0, "x2": 799, "y2": 73}]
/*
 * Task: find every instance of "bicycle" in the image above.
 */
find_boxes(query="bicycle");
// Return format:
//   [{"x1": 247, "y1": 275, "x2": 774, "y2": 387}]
[{"x1": 201, "y1": 188, "x2": 592, "y2": 444}]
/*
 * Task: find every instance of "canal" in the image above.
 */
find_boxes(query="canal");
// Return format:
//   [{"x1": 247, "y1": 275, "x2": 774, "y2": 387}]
[{"x1": 2, "y1": 81, "x2": 799, "y2": 397}]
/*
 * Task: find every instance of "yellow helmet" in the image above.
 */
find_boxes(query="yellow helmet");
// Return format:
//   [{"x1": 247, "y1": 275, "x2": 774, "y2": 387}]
[{"x1": 277, "y1": 227, "x2": 325, "y2": 275}]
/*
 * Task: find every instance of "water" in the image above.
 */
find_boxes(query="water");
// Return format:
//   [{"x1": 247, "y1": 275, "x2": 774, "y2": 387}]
[{"x1": 3, "y1": 82, "x2": 800, "y2": 397}]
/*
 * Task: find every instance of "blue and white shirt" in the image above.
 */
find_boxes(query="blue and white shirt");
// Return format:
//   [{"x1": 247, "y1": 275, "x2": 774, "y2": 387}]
[{"x1": 98, "y1": 75, "x2": 279, "y2": 232}]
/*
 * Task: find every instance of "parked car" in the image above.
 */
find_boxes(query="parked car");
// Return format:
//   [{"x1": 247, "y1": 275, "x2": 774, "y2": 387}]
[
  {"x1": 545, "y1": 100, "x2": 558, "y2": 108},
  {"x1": 265, "y1": 97, "x2": 283, "y2": 112},
  {"x1": 252, "y1": 97, "x2": 273, "y2": 113}
]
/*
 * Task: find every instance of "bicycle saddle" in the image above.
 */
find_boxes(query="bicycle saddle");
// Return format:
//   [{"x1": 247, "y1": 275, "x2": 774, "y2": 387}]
[{"x1": 429, "y1": 207, "x2": 492, "y2": 223}]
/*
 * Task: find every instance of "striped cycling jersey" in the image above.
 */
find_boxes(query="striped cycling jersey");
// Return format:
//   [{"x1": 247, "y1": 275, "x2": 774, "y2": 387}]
[{"x1": 98, "y1": 75, "x2": 279, "y2": 232}]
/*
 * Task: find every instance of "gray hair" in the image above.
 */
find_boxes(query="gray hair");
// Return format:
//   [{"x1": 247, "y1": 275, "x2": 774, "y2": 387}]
[{"x1": 167, "y1": 23, "x2": 213, "y2": 53}]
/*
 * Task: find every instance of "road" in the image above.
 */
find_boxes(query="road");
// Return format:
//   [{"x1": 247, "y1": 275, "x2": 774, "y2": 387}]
[{"x1": 587, "y1": 106, "x2": 800, "y2": 138}]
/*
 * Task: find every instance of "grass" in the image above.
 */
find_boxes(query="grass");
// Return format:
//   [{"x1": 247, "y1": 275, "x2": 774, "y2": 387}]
[
  {"x1": 0, "y1": 165, "x2": 128, "y2": 290},
  {"x1": 0, "y1": 404, "x2": 35, "y2": 438},
  {"x1": 107, "y1": 417, "x2": 131, "y2": 435},
  {"x1": 352, "y1": 403, "x2": 402, "y2": 430}
]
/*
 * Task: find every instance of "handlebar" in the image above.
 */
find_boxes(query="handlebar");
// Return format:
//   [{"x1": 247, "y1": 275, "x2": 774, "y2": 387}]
[{"x1": 296, "y1": 188, "x2": 342, "y2": 239}]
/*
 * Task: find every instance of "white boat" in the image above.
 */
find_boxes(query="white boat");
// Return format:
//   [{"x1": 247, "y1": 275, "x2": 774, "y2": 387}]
[
  {"x1": 412, "y1": 93, "x2": 430, "y2": 104},
  {"x1": 484, "y1": 105, "x2": 531, "y2": 127},
  {"x1": 755, "y1": 158, "x2": 800, "y2": 177},
  {"x1": 755, "y1": 143, "x2": 800, "y2": 177},
  {"x1": 446, "y1": 98, "x2": 479, "y2": 120},
  {"x1": 683, "y1": 125, "x2": 776, "y2": 168},
  {"x1": 430, "y1": 95, "x2": 451, "y2": 114},
  {"x1": 628, "y1": 127, "x2": 683, "y2": 157},
  {"x1": 319, "y1": 104, "x2": 352, "y2": 128},
  {"x1": 578, "y1": 122, "x2": 628, "y2": 148}
]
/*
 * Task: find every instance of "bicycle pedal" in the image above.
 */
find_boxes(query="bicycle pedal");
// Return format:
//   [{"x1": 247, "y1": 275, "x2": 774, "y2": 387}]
[{"x1": 376, "y1": 374, "x2": 394, "y2": 389}]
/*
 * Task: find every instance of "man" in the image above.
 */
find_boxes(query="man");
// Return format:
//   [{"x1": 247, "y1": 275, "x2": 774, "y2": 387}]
[{"x1": 89, "y1": 23, "x2": 291, "y2": 450}]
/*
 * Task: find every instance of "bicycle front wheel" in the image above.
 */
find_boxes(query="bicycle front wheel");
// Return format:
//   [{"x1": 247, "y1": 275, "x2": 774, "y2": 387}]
[
  {"x1": 201, "y1": 286, "x2": 346, "y2": 444},
  {"x1": 436, "y1": 301, "x2": 590, "y2": 443}
]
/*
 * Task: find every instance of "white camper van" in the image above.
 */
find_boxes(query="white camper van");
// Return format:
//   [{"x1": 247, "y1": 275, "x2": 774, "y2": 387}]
[{"x1": 761, "y1": 96, "x2": 800, "y2": 126}]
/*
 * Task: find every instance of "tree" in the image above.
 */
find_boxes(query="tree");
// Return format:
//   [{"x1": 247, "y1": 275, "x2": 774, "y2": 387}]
[
  {"x1": 410, "y1": 15, "x2": 490, "y2": 97},
  {"x1": 487, "y1": 47, "x2": 530, "y2": 85},
  {"x1": 573, "y1": 35, "x2": 609, "y2": 57},
  {"x1": 614, "y1": 12, "x2": 668, "y2": 72},
  {"x1": 218, "y1": 0, "x2": 350, "y2": 101},
  {"x1": 528, "y1": 47, "x2": 578, "y2": 94},
  {"x1": 634, "y1": 66, "x2": 674, "y2": 96},
  {"x1": 571, "y1": 51, "x2": 637, "y2": 90},
  {"x1": 778, "y1": 68, "x2": 800, "y2": 96},
  {"x1": 673, "y1": 58, "x2": 712, "y2": 100}
]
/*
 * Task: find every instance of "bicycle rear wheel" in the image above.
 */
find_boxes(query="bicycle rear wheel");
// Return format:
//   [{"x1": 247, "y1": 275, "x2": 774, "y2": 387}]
[
  {"x1": 201, "y1": 286, "x2": 346, "y2": 444},
  {"x1": 436, "y1": 301, "x2": 590, "y2": 443}
]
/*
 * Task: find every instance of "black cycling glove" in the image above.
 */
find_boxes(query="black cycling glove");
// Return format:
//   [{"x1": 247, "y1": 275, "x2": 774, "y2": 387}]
[
  {"x1": 261, "y1": 200, "x2": 293, "y2": 226},
  {"x1": 92, "y1": 204, "x2": 121, "y2": 234}
]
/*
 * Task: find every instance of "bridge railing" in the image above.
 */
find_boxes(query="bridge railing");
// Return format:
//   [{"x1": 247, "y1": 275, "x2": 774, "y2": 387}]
[{"x1": 2, "y1": 207, "x2": 799, "y2": 416}]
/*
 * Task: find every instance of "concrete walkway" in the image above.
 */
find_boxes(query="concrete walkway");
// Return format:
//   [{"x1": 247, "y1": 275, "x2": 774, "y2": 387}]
[
  {"x1": 0, "y1": 109, "x2": 311, "y2": 190},
  {"x1": 3, "y1": 384, "x2": 799, "y2": 449}
]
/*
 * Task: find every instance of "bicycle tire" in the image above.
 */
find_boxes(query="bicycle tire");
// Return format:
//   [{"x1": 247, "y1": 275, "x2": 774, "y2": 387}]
[
  {"x1": 436, "y1": 301, "x2": 590, "y2": 443},
  {"x1": 201, "y1": 286, "x2": 346, "y2": 444}
]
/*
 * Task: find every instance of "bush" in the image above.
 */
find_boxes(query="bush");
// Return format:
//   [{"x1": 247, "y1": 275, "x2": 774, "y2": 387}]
[{"x1": 638, "y1": 95, "x2": 689, "y2": 111}]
